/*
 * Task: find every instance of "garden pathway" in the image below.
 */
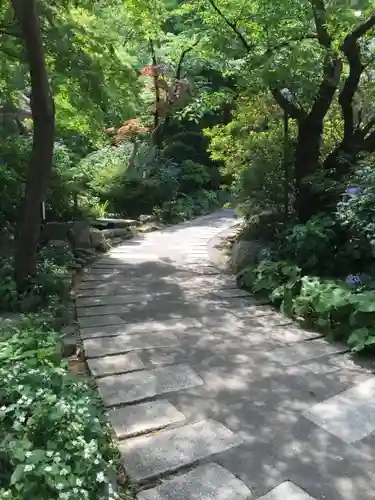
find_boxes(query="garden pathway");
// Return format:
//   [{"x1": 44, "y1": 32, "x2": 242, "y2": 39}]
[{"x1": 77, "y1": 209, "x2": 375, "y2": 500}]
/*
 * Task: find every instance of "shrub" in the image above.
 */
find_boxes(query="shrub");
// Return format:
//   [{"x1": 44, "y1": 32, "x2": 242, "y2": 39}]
[
  {"x1": 238, "y1": 255, "x2": 375, "y2": 352},
  {"x1": 0, "y1": 244, "x2": 73, "y2": 313},
  {"x1": 337, "y1": 163, "x2": 375, "y2": 253},
  {"x1": 277, "y1": 214, "x2": 373, "y2": 277},
  {"x1": 166, "y1": 132, "x2": 210, "y2": 165},
  {"x1": 0, "y1": 319, "x2": 118, "y2": 500},
  {"x1": 178, "y1": 160, "x2": 211, "y2": 193},
  {"x1": 162, "y1": 141, "x2": 199, "y2": 164}
]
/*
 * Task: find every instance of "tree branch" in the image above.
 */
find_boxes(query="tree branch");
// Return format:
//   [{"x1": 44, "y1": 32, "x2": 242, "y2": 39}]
[
  {"x1": 310, "y1": 0, "x2": 331, "y2": 48},
  {"x1": 339, "y1": 13, "x2": 375, "y2": 141},
  {"x1": 270, "y1": 87, "x2": 307, "y2": 121},
  {"x1": 175, "y1": 40, "x2": 199, "y2": 80},
  {"x1": 206, "y1": 0, "x2": 252, "y2": 53},
  {"x1": 149, "y1": 39, "x2": 161, "y2": 132},
  {"x1": 310, "y1": 57, "x2": 342, "y2": 122}
]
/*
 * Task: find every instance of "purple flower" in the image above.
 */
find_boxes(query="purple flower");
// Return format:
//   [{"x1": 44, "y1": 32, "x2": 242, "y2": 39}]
[
  {"x1": 345, "y1": 274, "x2": 372, "y2": 287},
  {"x1": 345, "y1": 274, "x2": 363, "y2": 286},
  {"x1": 346, "y1": 186, "x2": 362, "y2": 195}
]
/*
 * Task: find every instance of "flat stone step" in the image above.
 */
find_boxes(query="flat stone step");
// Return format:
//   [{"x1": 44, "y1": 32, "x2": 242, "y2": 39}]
[
  {"x1": 108, "y1": 400, "x2": 185, "y2": 439},
  {"x1": 76, "y1": 294, "x2": 155, "y2": 308},
  {"x1": 82, "y1": 272, "x2": 118, "y2": 281},
  {"x1": 210, "y1": 289, "x2": 253, "y2": 299},
  {"x1": 83, "y1": 331, "x2": 179, "y2": 358},
  {"x1": 119, "y1": 419, "x2": 243, "y2": 482},
  {"x1": 259, "y1": 481, "x2": 317, "y2": 499},
  {"x1": 97, "y1": 364, "x2": 203, "y2": 406},
  {"x1": 77, "y1": 304, "x2": 130, "y2": 317},
  {"x1": 80, "y1": 318, "x2": 202, "y2": 340},
  {"x1": 79, "y1": 315, "x2": 124, "y2": 329},
  {"x1": 303, "y1": 376, "x2": 375, "y2": 444},
  {"x1": 267, "y1": 338, "x2": 348, "y2": 367},
  {"x1": 137, "y1": 462, "x2": 251, "y2": 500},
  {"x1": 93, "y1": 255, "x2": 160, "y2": 266},
  {"x1": 87, "y1": 352, "x2": 144, "y2": 377}
]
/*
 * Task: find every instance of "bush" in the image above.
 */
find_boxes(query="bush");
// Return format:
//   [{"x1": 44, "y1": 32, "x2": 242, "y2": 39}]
[
  {"x1": 0, "y1": 319, "x2": 118, "y2": 500},
  {"x1": 155, "y1": 189, "x2": 222, "y2": 224},
  {"x1": 162, "y1": 141, "x2": 199, "y2": 164},
  {"x1": 166, "y1": 132, "x2": 210, "y2": 165},
  {"x1": 178, "y1": 160, "x2": 211, "y2": 193},
  {"x1": 337, "y1": 163, "x2": 375, "y2": 253},
  {"x1": 238, "y1": 254, "x2": 375, "y2": 353},
  {"x1": 0, "y1": 243, "x2": 73, "y2": 313}
]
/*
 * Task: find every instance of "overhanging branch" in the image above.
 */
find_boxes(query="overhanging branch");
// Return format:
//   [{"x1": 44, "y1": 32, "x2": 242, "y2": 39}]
[
  {"x1": 206, "y1": 0, "x2": 252, "y2": 53},
  {"x1": 270, "y1": 87, "x2": 307, "y2": 121},
  {"x1": 339, "y1": 13, "x2": 375, "y2": 141},
  {"x1": 310, "y1": 0, "x2": 331, "y2": 48},
  {"x1": 175, "y1": 40, "x2": 199, "y2": 80}
]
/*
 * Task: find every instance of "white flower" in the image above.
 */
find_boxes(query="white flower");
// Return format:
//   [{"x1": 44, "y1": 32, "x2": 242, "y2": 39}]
[
  {"x1": 60, "y1": 468, "x2": 68, "y2": 476},
  {"x1": 76, "y1": 478, "x2": 82, "y2": 486},
  {"x1": 25, "y1": 451, "x2": 32, "y2": 458},
  {"x1": 96, "y1": 471, "x2": 106, "y2": 483},
  {"x1": 24, "y1": 464, "x2": 34, "y2": 472},
  {"x1": 59, "y1": 493, "x2": 70, "y2": 500},
  {"x1": 46, "y1": 451, "x2": 54, "y2": 457},
  {"x1": 56, "y1": 483, "x2": 64, "y2": 491},
  {"x1": 45, "y1": 466, "x2": 53, "y2": 472}
]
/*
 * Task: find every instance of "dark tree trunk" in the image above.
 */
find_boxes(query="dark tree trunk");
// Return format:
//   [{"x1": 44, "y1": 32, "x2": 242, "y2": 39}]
[
  {"x1": 149, "y1": 39, "x2": 161, "y2": 146},
  {"x1": 11, "y1": 0, "x2": 55, "y2": 292},
  {"x1": 294, "y1": 119, "x2": 324, "y2": 222}
]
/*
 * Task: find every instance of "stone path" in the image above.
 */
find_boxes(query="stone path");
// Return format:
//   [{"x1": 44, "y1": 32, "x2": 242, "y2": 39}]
[{"x1": 77, "y1": 209, "x2": 375, "y2": 500}]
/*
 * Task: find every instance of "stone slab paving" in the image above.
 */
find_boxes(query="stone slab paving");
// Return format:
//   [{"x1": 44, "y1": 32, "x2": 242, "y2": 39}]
[
  {"x1": 83, "y1": 331, "x2": 179, "y2": 358},
  {"x1": 303, "y1": 377, "x2": 375, "y2": 444},
  {"x1": 77, "y1": 304, "x2": 131, "y2": 317},
  {"x1": 258, "y1": 481, "x2": 316, "y2": 499},
  {"x1": 77, "y1": 209, "x2": 375, "y2": 500},
  {"x1": 137, "y1": 462, "x2": 251, "y2": 500},
  {"x1": 80, "y1": 318, "x2": 202, "y2": 340},
  {"x1": 97, "y1": 364, "x2": 203, "y2": 406},
  {"x1": 79, "y1": 315, "x2": 124, "y2": 329},
  {"x1": 76, "y1": 293, "x2": 169, "y2": 307},
  {"x1": 267, "y1": 338, "x2": 348, "y2": 366},
  {"x1": 87, "y1": 352, "x2": 144, "y2": 377},
  {"x1": 108, "y1": 400, "x2": 185, "y2": 439},
  {"x1": 118, "y1": 420, "x2": 243, "y2": 481}
]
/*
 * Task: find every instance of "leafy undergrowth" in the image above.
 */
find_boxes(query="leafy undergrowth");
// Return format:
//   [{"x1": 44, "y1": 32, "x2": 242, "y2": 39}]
[
  {"x1": 0, "y1": 246, "x2": 136, "y2": 500},
  {"x1": 0, "y1": 313, "x2": 122, "y2": 500},
  {"x1": 236, "y1": 212, "x2": 375, "y2": 353}
]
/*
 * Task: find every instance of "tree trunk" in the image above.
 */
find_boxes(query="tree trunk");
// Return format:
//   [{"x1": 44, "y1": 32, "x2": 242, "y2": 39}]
[
  {"x1": 294, "y1": 120, "x2": 323, "y2": 222},
  {"x1": 11, "y1": 0, "x2": 55, "y2": 292}
]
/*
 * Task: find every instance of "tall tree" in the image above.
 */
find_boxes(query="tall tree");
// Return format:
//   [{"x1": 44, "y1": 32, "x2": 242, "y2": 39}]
[
  {"x1": 11, "y1": 0, "x2": 55, "y2": 291},
  {"x1": 191, "y1": 0, "x2": 375, "y2": 221}
]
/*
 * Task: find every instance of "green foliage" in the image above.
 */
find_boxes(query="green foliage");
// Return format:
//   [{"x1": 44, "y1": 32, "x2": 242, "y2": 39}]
[
  {"x1": 280, "y1": 216, "x2": 339, "y2": 274},
  {"x1": 0, "y1": 242, "x2": 73, "y2": 313},
  {"x1": 162, "y1": 141, "x2": 199, "y2": 164},
  {"x1": 337, "y1": 163, "x2": 375, "y2": 252},
  {"x1": 238, "y1": 256, "x2": 375, "y2": 352},
  {"x1": 0, "y1": 319, "x2": 118, "y2": 500},
  {"x1": 178, "y1": 160, "x2": 211, "y2": 193},
  {"x1": 155, "y1": 189, "x2": 222, "y2": 223}
]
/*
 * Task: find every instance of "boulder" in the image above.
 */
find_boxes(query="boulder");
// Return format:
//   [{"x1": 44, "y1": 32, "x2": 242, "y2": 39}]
[
  {"x1": 89, "y1": 227, "x2": 110, "y2": 252},
  {"x1": 230, "y1": 239, "x2": 268, "y2": 272},
  {"x1": 41, "y1": 221, "x2": 91, "y2": 248},
  {"x1": 70, "y1": 221, "x2": 91, "y2": 248},
  {"x1": 138, "y1": 214, "x2": 155, "y2": 224},
  {"x1": 90, "y1": 218, "x2": 136, "y2": 229},
  {"x1": 113, "y1": 228, "x2": 133, "y2": 238}
]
